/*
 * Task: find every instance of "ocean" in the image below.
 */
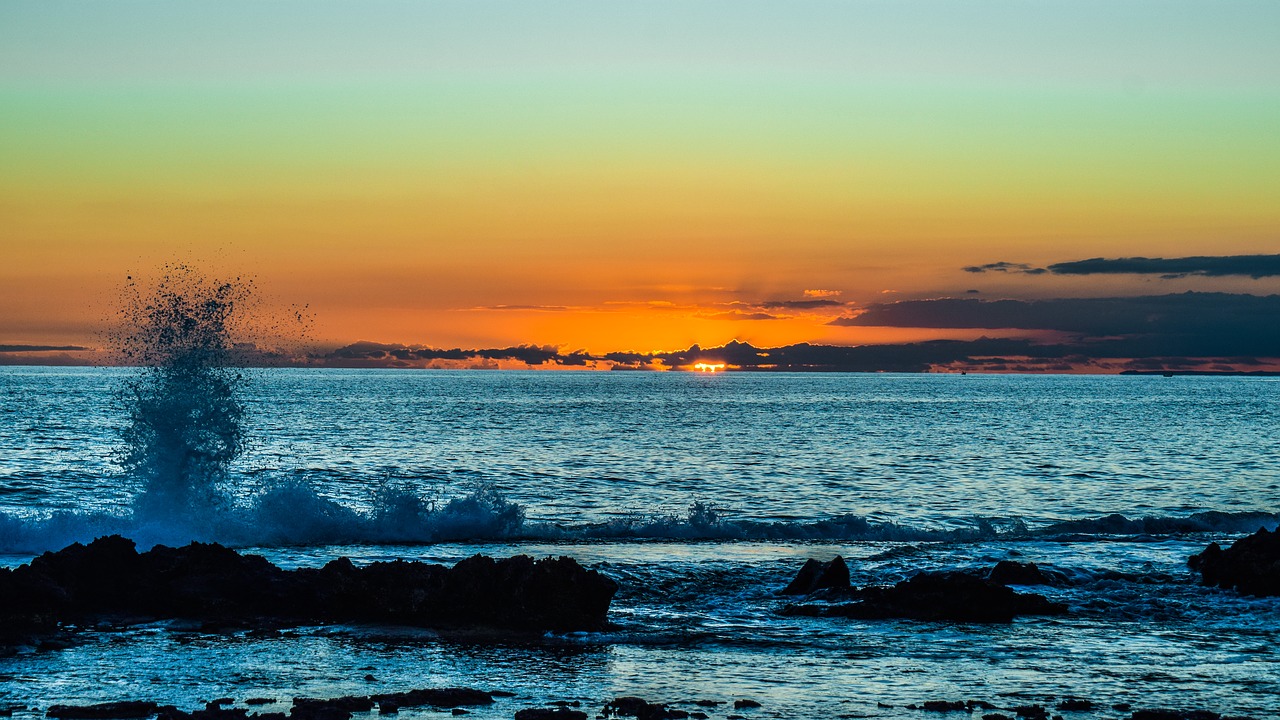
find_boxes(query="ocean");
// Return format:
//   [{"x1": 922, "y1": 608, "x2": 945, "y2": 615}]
[{"x1": 2, "y1": 367, "x2": 1279, "y2": 718}]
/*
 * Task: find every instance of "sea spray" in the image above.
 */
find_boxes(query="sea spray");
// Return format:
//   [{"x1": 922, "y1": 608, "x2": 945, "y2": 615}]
[
  {"x1": 107, "y1": 265, "x2": 529, "y2": 547},
  {"x1": 114, "y1": 265, "x2": 251, "y2": 528}
]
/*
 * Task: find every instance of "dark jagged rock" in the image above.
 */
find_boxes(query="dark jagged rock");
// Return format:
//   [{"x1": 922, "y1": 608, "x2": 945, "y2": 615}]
[
  {"x1": 46, "y1": 703, "x2": 160, "y2": 719},
  {"x1": 780, "y1": 557, "x2": 850, "y2": 595},
  {"x1": 783, "y1": 571, "x2": 1067, "y2": 623},
  {"x1": 731, "y1": 700, "x2": 760, "y2": 710},
  {"x1": 988, "y1": 561, "x2": 1053, "y2": 586},
  {"x1": 0, "y1": 536, "x2": 616, "y2": 639},
  {"x1": 1013, "y1": 706, "x2": 1048, "y2": 720},
  {"x1": 603, "y1": 698, "x2": 687, "y2": 720},
  {"x1": 368, "y1": 689, "x2": 493, "y2": 709},
  {"x1": 1126, "y1": 707, "x2": 1223, "y2": 712},
  {"x1": 912, "y1": 701, "x2": 993, "y2": 713},
  {"x1": 1189, "y1": 527, "x2": 1280, "y2": 596},
  {"x1": 921, "y1": 700, "x2": 966, "y2": 711},
  {"x1": 515, "y1": 710, "x2": 588, "y2": 720},
  {"x1": 293, "y1": 696, "x2": 375, "y2": 716},
  {"x1": 1055, "y1": 698, "x2": 1092, "y2": 711}
]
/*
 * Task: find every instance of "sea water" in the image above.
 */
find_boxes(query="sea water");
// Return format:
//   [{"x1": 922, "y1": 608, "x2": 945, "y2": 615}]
[{"x1": 1, "y1": 367, "x2": 1278, "y2": 718}]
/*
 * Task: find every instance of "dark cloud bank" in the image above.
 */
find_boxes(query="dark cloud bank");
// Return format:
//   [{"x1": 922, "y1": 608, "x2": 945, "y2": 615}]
[
  {"x1": 965, "y1": 253, "x2": 1280, "y2": 279},
  {"x1": 308, "y1": 293, "x2": 1280, "y2": 374},
  {"x1": 5, "y1": 293, "x2": 1276, "y2": 373}
]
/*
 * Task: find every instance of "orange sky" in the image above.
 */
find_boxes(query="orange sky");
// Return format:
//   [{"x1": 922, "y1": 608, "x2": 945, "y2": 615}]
[{"x1": 2, "y1": 3, "x2": 1279, "y2": 354}]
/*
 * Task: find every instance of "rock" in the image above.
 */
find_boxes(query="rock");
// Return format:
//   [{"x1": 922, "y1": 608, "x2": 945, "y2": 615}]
[
  {"x1": 368, "y1": 689, "x2": 493, "y2": 709},
  {"x1": 514, "y1": 710, "x2": 587, "y2": 720},
  {"x1": 921, "y1": 701, "x2": 966, "y2": 711},
  {"x1": 450, "y1": 711, "x2": 468, "y2": 716},
  {"x1": 983, "y1": 715, "x2": 1013, "y2": 720},
  {"x1": 732, "y1": 700, "x2": 761, "y2": 710},
  {"x1": 1013, "y1": 706, "x2": 1048, "y2": 720},
  {"x1": 0, "y1": 536, "x2": 617, "y2": 636},
  {"x1": 602, "y1": 698, "x2": 686, "y2": 720},
  {"x1": 46, "y1": 703, "x2": 160, "y2": 719},
  {"x1": 1189, "y1": 527, "x2": 1280, "y2": 596},
  {"x1": 784, "y1": 571, "x2": 1067, "y2": 623},
  {"x1": 244, "y1": 700, "x2": 276, "y2": 707},
  {"x1": 293, "y1": 696, "x2": 375, "y2": 714},
  {"x1": 1129, "y1": 712, "x2": 1226, "y2": 720},
  {"x1": 1055, "y1": 699, "x2": 1092, "y2": 711},
  {"x1": 988, "y1": 561, "x2": 1052, "y2": 586},
  {"x1": 781, "y1": 557, "x2": 850, "y2": 595}
]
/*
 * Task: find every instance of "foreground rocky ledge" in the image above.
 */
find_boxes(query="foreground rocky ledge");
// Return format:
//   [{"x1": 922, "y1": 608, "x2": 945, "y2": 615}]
[
  {"x1": 1189, "y1": 526, "x2": 1280, "y2": 597},
  {"x1": 0, "y1": 535, "x2": 617, "y2": 645},
  {"x1": 31, "y1": 692, "x2": 1260, "y2": 720}
]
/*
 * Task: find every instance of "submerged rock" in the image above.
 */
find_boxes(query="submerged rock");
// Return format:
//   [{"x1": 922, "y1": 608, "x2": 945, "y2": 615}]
[
  {"x1": 602, "y1": 697, "x2": 688, "y2": 720},
  {"x1": 783, "y1": 570, "x2": 1066, "y2": 624},
  {"x1": 987, "y1": 561, "x2": 1054, "y2": 586},
  {"x1": 779, "y1": 557, "x2": 850, "y2": 595},
  {"x1": 42, "y1": 692, "x2": 499, "y2": 720},
  {"x1": 1188, "y1": 527, "x2": 1280, "y2": 597},
  {"x1": 514, "y1": 710, "x2": 587, "y2": 720},
  {"x1": 46, "y1": 703, "x2": 160, "y2": 719},
  {"x1": 0, "y1": 536, "x2": 617, "y2": 639}
]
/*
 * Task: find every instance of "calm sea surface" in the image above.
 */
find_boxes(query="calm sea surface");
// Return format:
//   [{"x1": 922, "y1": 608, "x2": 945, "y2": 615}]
[{"x1": 1, "y1": 368, "x2": 1278, "y2": 717}]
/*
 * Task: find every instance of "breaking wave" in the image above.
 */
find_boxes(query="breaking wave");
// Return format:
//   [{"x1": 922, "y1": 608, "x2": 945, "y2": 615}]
[
  {"x1": 2, "y1": 498, "x2": 1275, "y2": 555},
  {"x1": 0, "y1": 265, "x2": 1275, "y2": 556}
]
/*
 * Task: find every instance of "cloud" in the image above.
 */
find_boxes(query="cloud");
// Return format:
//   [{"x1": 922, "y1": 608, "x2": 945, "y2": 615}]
[
  {"x1": 1046, "y1": 254, "x2": 1280, "y2": 279},
  {"x1": 700, "y1": 310, "x2": 787, "y2": 321},
  {"x1": 0, "y1": 344, "x2": 88, "y2": 352},
  {"x1": 758, "y1": 299, "x2": 846, "y2": 309},
  {"x1": 469, "y1": 304, "x2": 569, "y2": 312},
  {"x1": 829, "y1": 293, "x2": 1280, "y2": 358},
  {"x1": 322, "y1": 341, "x2": 596, "y2": 368},
  {"x1": 964, "y1": 254, "x2": 1280, "y2": 279},
  {"x1": 962, "y1": 262, "x2": 1047, "y2": 274},
  {"x1": 803, "y1": 289, "x2": 842, "y2": 298}
]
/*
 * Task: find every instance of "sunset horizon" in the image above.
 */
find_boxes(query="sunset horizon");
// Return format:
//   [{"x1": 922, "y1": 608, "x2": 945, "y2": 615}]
[{"x1": 4, "y1": 2, "x2": 1279, "y2": 371}]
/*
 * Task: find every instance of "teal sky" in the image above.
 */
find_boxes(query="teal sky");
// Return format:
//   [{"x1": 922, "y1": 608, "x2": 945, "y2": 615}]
[{"x1": 2, "y1": 1, "x2": 1278, "y2": 87}]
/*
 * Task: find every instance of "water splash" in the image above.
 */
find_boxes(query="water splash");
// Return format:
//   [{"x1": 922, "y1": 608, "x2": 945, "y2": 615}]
[{"x1": 114, "y1": 265, "x2": 251, "y2": 526}]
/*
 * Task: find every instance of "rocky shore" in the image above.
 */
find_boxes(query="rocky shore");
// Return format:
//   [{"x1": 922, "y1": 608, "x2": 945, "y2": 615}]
[
  {"x1": 0, "y1": 535, "x2": 617, "y2": 647},
  {"x1": 23, "y1": 691, "x2": 1260, "y2": 720}
]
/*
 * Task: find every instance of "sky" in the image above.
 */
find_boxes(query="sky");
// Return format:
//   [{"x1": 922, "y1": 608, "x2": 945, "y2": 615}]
[{"x1": 2, "y1": 1, "x2": 1279, "y2": 369}]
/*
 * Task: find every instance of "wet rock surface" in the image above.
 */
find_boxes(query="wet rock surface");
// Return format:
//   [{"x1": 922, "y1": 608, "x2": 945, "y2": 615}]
[
  {"x1": 0, "y1": 535, "x2": 617, "y2": 642},
  {"x1": 28, "y1": 694, "x2": 1262, "y2": 720},
  {"x1": 782, "y1": 563, "x2": 1067, "y2": 623},
  {"x1": 987, "y1": 561, "x2": 1059, "y2": 587},
  {"x1": 779, "y1": 556, "x2": 850, "y2": 595},
  {"x1": 1189, "y1": 526, "x2": 1280, "y2": 597}
]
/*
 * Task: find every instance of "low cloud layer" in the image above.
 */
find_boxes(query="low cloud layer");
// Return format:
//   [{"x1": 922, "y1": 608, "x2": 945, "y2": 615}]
[
  {"x1": 964, "y1": 254, "x2": 1280, "y2": 279},
  {"x1": 0, "y1": 344, "x2": 88, "y2": 352},
  {"x1": 1047, "y1": 254, "x2": 1280, "y2": 279},
  {"x1": 832, "y1": 293, "x2": 1280, "y2": 358}
]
